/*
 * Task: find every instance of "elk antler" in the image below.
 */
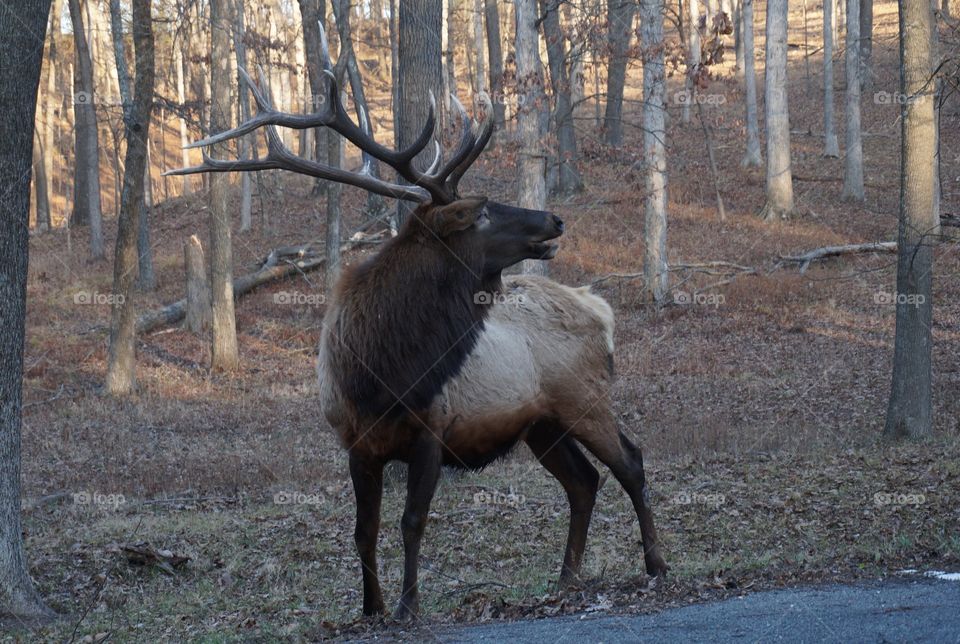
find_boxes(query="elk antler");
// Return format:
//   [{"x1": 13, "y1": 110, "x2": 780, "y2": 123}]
[{"x1": 165, "y1": 22, "x2": 494, "y2": 204}]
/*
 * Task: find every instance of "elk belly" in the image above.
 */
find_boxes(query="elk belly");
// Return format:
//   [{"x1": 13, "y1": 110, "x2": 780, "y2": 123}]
[{"x1": 433, "y1": 321, "x2": 546, "y2": 468}]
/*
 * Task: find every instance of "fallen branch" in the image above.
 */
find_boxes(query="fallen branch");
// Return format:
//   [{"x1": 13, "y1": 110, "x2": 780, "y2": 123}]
[
  {"x1": 136, "y1": 231, "x2": 385, "y2": 335},
  {"x1": 777, "y1": 241, "x2": 896, "y2": 273}
]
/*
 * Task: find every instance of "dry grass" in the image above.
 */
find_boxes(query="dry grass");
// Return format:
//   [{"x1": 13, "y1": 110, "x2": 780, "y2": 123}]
[{"x1": 7, "y1": 1, "x2": 960, "y2": 640}]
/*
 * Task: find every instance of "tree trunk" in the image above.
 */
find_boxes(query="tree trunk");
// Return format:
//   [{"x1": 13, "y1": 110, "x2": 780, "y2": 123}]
[
  {"x1": 0, "y1": 0, "x2": 55, "y2": 621},
  {"x1": 741, "y1": 0, "x2": 762, "y2": 167},
  {"x1": 484, "y1": 0, "x2": 506, "y2": 130},
  {"x1": 684, "y1": 0, "x2": 701, "y2": 125},
  {"x1": 734, "y1": 0, "x2": 745, "y2": 77},
  {"x1": 234, "y1": 0, "x2": 253, "y2": 232},
  {"x1": 42, "y1": 0, "x2": 61, "y2": 230},
  {"x1": 298, "y1": 0, "x2": 329, "y2": 197},
  {"x1": 603, "y1": 0, "x2": 636, "y2": 146},
  {"x1": 68, "y1": 0, "x2": 105, "y2": 259},
  {"x1": 33, "y1": 131, "x2": 50, "y2": 231},
  {"x1": 473, "y1": 0, "x2": 486, "y2": 97},
  {"x1": 541, "y1": 0, "x2": 583, "y2": 195},
  {"x1": 209, "y1": 0, "x2": 240, "y2": 371},
  {"x1": 137, "y1": 143, "x2": 156, "y2": 291},
  {"x1": 860, "y1": 0, "x2": 874, "y2": 89},
  {"x1": 884, "y1": 0, "x2": 936, "y2": 440},
  {"x1": 641, "y1": 0, "x2": 668, "y2": 302},
  {"x1": 842, "y1": 0, "x2": 865, "y2": 200},
  {"x1": 396, "y1": 0, "x2": 443, "y2": 225},
  {"x1": 760, "y1": 0, "x2": 794, "y2": 220},
  {"x1": 184, "y1": 235, "x2": 212, "y2": 334},
  {"x1": 823, "y1": 0, "x2": 840, "y2": 156},
  {"x1": 105, "y1": 0, "x2": 153, "y2": 395},
  {"x1": 175, "y1": 41, "x2": 192, "y2": 196},
  {"x1": 515, "y1": 0, "x2": 548, "y2": 275}
]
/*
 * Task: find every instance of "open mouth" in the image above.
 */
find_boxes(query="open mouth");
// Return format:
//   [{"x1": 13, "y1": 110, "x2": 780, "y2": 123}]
[{"x1": 529, "y1": 242, "x2": 559, "y2": 260}]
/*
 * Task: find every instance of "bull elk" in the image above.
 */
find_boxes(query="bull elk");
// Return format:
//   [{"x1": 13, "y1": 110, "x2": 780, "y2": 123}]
[{"x1": 169, "y1": 24, "x2": 667, "y2": 621}]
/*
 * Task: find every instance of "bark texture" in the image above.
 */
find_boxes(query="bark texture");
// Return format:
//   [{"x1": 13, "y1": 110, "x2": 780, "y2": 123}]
[
  {"x1": 0, "y1": 0, "x2": 54, "y2": 620},
  {"x1": 885, "y1": 0, "x2": 936, "y2": 440}
]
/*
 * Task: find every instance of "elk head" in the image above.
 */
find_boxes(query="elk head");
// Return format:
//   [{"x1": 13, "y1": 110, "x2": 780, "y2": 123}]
[{"x1": 165, "y1": 23, "x2": 563, "y2": 281}]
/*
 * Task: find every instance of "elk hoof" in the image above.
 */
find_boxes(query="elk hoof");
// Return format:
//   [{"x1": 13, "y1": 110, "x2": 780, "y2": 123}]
[
  {"x1": 392, "y1": 598, "x2": 419, "y2": 621},
  {"x1": 645, "y1": 552, "x2": 670, "y2": 578}
]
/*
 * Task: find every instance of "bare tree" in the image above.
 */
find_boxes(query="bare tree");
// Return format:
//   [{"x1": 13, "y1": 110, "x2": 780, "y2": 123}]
[
  {"x1": 39, "y1": 0, "x2": 62, "y2": 231},
  {"x1": 885, "y1": 0, "x2": 936, "y2": 440},
  {"x1": 541, "y1": 0, "x2": 583, "y2": 195},
  {"x1": 107, "y1": 0, "x2": 155, "y2": 290},
  {"x1": 641, "y1": 0, "x2": 668, "y2": 301},
  {"x1": 741, "y1": 0, "x2": 762, "y2": 167},
  {"x1": 860, "y1": 0, "x2": 874, "y2": 88},
  {"x1": 209, "y1": 0, "x2": 240, "y2": 371},
  {"x1": 175, "y1": 38, "x2": 192, "y2": 196},
  {"x1": 484, "y1": 0, "x2": 506, "y2": 130},
  {"x1": 823, "y1": 0, "x2": 840, "y2": 156},
  {"x1": 683, "y1": 0, "x2": 701, "y2": 125},
  {"x1": 515, "y1": 0, "x2": 548, "y2": 275},
  {"x1": 106, "y1": 0, "x2": 154, "y2": 395},
  {"x1": 603, "y1": 0, "x2": 636, "y2": 146},
  {"x1": 0, "y1": 0, "x2": 54, "y2": 621},
  {"x1": 233, "y1": 0, "x2": 253, "y2": 232},
  {"x1": 760, "y1": 0, "x2": 794, "y2": 220},
  {"x1": 395, "y1": 0, "x2": 443, "y2": 224},
  {"x1": 298, "y1": 0, "x2": 329, "y2": 197},
  {"x1": 842, "y1": 0, "x2": 864, "y2": 200},
  {"x1": 473, "y1": 0, "x2": 486, "y2": 96},
  {"x1": 68, "y1": 0, "x2": 105, "y2": 258}
]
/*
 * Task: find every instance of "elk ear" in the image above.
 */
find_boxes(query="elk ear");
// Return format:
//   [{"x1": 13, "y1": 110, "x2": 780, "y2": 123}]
[{"x1": 428, "y1": 197, "x2": 488, "y2": 237}]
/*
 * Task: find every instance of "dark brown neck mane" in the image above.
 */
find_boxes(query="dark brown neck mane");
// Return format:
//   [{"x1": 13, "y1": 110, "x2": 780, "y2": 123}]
[{"x1": 326, "y1": 214, "x2": 499, "y2": 421}]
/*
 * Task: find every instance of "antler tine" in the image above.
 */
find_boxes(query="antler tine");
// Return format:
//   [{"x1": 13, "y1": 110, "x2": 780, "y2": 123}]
[
  {"x1": 317, "y1": 20, "x2": 334, "y2": 73},
  {"x1": 447, "y1": 91, "x2": 496, "y2": 196},
  {"x1": 429, "y1": 93, "x2": 477, "y2": 182},
  {"x1": 425, "y1": 140, "x2": 443, "y2": 175}
]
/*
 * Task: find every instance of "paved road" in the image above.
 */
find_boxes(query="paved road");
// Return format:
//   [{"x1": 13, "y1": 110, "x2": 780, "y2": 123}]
[{"x1": 436, "y1": 577, "x2": 960, "y2": 643}]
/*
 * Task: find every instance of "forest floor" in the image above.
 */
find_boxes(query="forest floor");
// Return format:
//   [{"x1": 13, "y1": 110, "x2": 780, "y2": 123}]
[{"x1": 8, "y1": 2, "x2": 960, "y2": 641}]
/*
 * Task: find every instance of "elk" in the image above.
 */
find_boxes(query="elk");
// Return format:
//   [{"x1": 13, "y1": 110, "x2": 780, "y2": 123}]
[{"x1": 169, "y1": 25, "x2": 667, "y2": 621}]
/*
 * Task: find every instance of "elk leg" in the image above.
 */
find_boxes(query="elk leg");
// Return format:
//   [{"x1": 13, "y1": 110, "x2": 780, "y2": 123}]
[
  {"x1": 526, "y1": 424, "x2": 601, "y2": 586},
  {"x1": 394, "y1": 435, "x2": 442, "y2": 620},
  {"x1": 577, "y1": 428, "x2": 669, "y2": 578},
  {"x1": 349, "y1": 451, "x2": 386, "y2": 617}
]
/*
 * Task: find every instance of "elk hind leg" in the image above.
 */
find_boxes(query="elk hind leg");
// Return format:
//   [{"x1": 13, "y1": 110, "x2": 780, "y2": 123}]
[{"x1": 575, "y1": 424, "x2": 669, "y2": 577}]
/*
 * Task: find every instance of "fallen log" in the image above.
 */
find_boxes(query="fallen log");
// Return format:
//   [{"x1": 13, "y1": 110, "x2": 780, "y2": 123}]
[
  {"x1": 136, "y1": 232, "x2": 384, "y2": 335},
  {"x1": 777, "y1": 241, "x2": 896, "y2": 273}
]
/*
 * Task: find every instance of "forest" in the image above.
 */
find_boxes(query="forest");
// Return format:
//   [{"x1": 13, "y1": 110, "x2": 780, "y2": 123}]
[{"x1": 0, "y1": 0, "x2": 958, "y2": 640}]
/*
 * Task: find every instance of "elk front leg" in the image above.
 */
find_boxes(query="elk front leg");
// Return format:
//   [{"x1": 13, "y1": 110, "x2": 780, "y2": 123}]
[
  {"x1": 526, "y1": 425, "x2": 601, "y2": 587},
  {"x1": 349, "y1": 451, "x2": 386, "y2": 616},
  {"x1": 394, "y1": 435, "x2": 442, "y2": 620}
]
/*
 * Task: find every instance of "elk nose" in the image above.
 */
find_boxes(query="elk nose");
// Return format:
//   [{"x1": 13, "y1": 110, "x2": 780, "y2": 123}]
[{"x1": 552, "y1": 214, "x2": 564, "y2": 233}]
